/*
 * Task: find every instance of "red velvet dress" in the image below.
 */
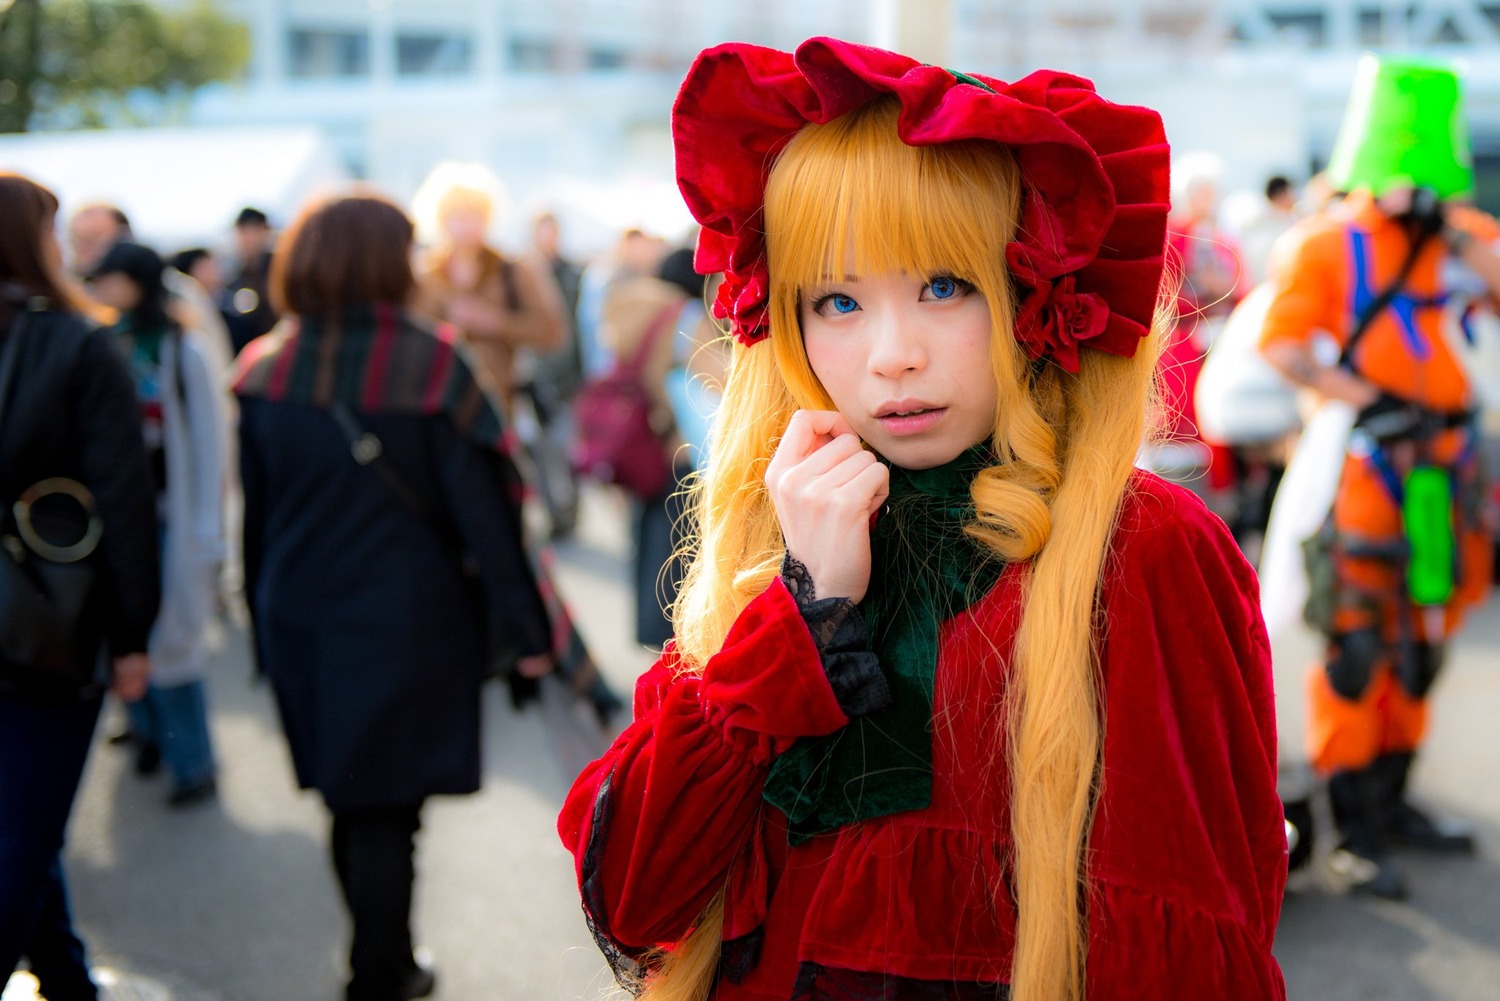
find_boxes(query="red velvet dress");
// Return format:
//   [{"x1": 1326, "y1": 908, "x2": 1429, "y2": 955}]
[{"x1": 559, "y1": 473, "x2": 1287, "y2": 999}]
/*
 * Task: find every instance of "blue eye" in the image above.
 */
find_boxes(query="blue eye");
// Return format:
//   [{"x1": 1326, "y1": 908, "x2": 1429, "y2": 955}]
[
  {"x1": 929, "y1": 277, "x2": 958, "y2": 299},
  {"x1": 812, "y1": 292, "x2": 859, "y2": 316}
]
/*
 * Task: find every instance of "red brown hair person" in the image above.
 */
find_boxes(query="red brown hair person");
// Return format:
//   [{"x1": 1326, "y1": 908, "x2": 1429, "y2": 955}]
[
  {"x1": 233, "y1": 189, "x2": 621, "y2": 997},
  {"x1": 232, "y1": 189, "x2": 597, "y2": 1001}
]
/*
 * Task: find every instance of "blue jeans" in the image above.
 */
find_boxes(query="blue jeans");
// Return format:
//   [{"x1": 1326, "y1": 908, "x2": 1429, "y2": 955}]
[
  {"x1": 125, "y1": 678, "x2": 216, "y2": 790},
  {"x1": 0, "y1": 692, "x2": 102, "y2": 1000}
]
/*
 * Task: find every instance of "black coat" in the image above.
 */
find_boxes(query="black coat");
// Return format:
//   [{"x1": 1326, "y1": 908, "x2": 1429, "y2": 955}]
[
  {"x1": 238, "y1": 398, "x2": 551, "y2": 811},
  {"x1": 0, "y1": 308, "x2": 160, "y2": 665},
  {"x1": 226, "y1": 250, "x2": 277, "y2": 348}
]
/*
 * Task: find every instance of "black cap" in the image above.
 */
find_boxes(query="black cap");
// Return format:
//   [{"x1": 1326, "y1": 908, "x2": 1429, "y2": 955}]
[
  {"x1": 88, "y1": 241, "x2": 164, "y2": 286},
  {"x1": 170, "y1": 247, "x2": 211, "y2": 275},
  {"x1": 657, "y1": 247, "x2": 704, "y2": 300},
  {"x1": 235, "y1": 207, "x2": 270, "y2": 228}
]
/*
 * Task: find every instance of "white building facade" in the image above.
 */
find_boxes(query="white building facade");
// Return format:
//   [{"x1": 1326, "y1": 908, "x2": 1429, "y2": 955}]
[
  {"x1": 187, "y1": 0, "x2": 1500, "y2": 240},
  {"x1": 192, "y1": 1, "x2": 876, "y2": 243}
]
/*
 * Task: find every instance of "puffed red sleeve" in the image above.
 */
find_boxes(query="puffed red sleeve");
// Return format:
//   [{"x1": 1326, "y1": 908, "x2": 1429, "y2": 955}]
[
  {"x1": 558, "y1": 578, "x2": 848, "y2": 955},
  {"x1": 1085, "y1": 476, "x2": 1287, "y2": 1000}
]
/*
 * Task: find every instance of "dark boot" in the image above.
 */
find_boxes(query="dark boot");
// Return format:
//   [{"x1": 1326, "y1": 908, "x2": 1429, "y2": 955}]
[
  {"x1": 1280, "y1": 762, "x2": 1316, "y2": 874},
  {"x1": 397, "y1": 953, "x2": 437, "y2": 1000},
  {"x1": 1327, "y1": 767, "x2": 1407, "y2": 899},
  {"x1": 1283, "y1": 797, "x2": 1315, "y2": 873},
  {"x1": 331, "y1": 806, "x2": 433, "y2": 1001},
  {"x1": 1372, "y1": 752, "x2": 1476, "y2": 854},
  {"x1": 133, "y1": 740, "x2": 162, "y2": 776},
  {"x1": 1396, "y1": 641, "x2": 1446, "y2": 700},
  {"x1": 22, "y1": 859, "x2": 99, "y2": 1001}
]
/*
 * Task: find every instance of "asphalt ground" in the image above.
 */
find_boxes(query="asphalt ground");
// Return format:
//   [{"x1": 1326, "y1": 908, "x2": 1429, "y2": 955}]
[{"x1": 5, "y1": 487, "x2": 1498, "y2": 1000}]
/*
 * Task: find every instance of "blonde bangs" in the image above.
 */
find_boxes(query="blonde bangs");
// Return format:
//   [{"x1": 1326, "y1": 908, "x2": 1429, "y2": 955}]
[{"x1": 762, "y1": 98, "x2": 1022, "y2": 403}]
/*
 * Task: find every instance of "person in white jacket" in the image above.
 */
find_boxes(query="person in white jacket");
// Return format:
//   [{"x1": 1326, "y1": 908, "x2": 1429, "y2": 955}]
[{"x1": 88, "y1": 241, "x2": 228, "y2": 806}]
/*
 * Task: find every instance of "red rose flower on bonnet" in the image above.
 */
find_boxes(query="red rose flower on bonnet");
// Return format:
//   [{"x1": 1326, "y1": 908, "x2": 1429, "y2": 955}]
[{"x1": 672, "y1": 37, "x2": 1172, "y2": 373}]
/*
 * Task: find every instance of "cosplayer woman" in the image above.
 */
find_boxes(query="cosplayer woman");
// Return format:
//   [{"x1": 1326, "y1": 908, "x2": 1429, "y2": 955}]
[{"x1": 559, "y1": 39, "x2": 1286, "y2": 1001}]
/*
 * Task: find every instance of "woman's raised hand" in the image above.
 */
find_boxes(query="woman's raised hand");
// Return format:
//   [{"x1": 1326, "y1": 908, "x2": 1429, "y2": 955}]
[{"x1": 765, "y1": 410, "x2": 890, "y2": 603}]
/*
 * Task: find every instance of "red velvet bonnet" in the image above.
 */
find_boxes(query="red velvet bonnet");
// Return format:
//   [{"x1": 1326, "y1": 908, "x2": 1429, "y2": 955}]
[{"x1": 672, "y1": 37, "x2": 1172, "y2": 373}]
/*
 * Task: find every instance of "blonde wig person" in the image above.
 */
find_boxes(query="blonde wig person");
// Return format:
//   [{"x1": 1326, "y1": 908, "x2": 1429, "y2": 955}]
[
  {"x1": 411, "y1": 161, "x2": 566, "y2": 409},
  {"x1": 559, "y1": 38, "x2": 1287, "y2": 1001}
]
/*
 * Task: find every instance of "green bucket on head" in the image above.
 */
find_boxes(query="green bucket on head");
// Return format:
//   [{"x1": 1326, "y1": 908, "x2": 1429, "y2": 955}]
[
  {"x1": 1403, "y1": 465, "x2": 1456, "y2": 606},
  {"x1": 1326, "y1": 54, "x2": 1474, "y2": 199}
]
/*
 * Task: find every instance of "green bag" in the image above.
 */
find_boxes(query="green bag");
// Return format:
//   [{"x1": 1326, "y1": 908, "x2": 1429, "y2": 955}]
[{"x1": 1403, "y1": 465, "x2": 1456, "y2": 606}]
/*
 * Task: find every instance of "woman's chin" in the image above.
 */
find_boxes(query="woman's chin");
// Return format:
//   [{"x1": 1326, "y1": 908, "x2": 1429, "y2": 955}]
[{"x1": 870, "y1": 436, "x2": 980, "y2": 471}]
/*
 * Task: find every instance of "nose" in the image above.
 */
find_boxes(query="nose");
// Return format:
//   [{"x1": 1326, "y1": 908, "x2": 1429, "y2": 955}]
[{"x1": 865, "y1": 306, "x2": 927, "y2": 378}]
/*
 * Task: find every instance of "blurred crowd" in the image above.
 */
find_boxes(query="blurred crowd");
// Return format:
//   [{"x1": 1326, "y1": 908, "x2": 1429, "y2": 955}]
[{"x1": 0, "y1": 161, "x2": 727, "y2": 1001}]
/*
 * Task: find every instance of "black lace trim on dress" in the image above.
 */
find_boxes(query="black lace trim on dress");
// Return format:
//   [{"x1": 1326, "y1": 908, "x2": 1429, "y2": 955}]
[
  {"x1": 580, "y1": 769, "x2": 650, "y2": 995},
  {"x1": 780, "y1": 554, "x2": 891, "y2": 718},
  {"x1": 791, "y1": 962, "x2": 1011, "y2": 1001},
  {"x1": 719, "y1": 926, "x2": 765, "y2": 985}
]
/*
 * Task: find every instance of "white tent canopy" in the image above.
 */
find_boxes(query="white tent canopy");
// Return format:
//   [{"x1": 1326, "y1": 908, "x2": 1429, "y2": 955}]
[{"x1": 0, "y1": 125, "x2": 351, "y2": 257}]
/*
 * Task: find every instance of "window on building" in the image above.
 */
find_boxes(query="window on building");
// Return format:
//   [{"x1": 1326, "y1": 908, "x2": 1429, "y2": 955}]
[
  {"x1": 586, "y1": 47, "x2": 627, "y2": 70},
  {"x1": 397, "y1": 32, "x2": 474, "y2": 77},
  {"x1": 1430, "y1": 15, "x2": 1466, "y2": 44},
  {"x1": 505, "y1": 37, "x2": 627, "y2": 72},
  {"x1": 1266, "y1": 8, "x2": 1326, "y2": 46},
  {"x1": 509, "y1": 38, "x2": 556, "y2": 71},
  {"x1": 289, "y1": 28, "x2": 370, "y2": 79}
]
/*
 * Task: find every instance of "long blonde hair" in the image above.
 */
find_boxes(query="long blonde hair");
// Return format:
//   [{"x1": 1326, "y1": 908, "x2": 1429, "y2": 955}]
[{"x1": 649, "y1": 98, "x2": 1161, "y2": 1001}]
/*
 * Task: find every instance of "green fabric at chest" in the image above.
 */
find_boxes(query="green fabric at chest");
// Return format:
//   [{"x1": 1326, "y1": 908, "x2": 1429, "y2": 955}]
[{"x1": 763, "y1": 446, "x2": 1004, "y2": 843}]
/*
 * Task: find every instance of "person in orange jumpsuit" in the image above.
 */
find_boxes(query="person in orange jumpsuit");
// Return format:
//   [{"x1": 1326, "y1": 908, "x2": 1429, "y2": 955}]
[{"x1": 1261, "y1": 56, "x2": 1500, "y2": 899}]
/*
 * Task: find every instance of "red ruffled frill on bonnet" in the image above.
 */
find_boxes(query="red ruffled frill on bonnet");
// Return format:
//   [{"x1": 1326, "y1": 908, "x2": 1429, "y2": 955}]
[
  {"x1": 671, "y1": 37, "x2": 1172, "y2": 371},
  {"x1": 559, "y1": 473, "x2": 1286, "y2": 1000}
]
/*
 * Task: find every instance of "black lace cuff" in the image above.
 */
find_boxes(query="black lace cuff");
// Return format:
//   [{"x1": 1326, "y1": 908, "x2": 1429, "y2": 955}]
[
  {"x1": 780, "y1": 554, "x2": 891, "y2": 718},
  {"x1": 581, "y1": 770, "x2": 650, "y2": 995},
  {"x1": 720, "y1": 926, "x2": 764, "y2": 985}
]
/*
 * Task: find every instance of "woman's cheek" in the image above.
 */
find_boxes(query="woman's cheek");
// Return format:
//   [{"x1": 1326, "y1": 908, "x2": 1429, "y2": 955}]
[{"x1": 805, "y1": 335, "x2": 862, "y2": 418}]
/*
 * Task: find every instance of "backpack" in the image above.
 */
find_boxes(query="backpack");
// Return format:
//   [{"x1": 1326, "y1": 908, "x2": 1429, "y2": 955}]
[{"x1": 570, "y1": 303, "x2": 679, "y2": 498}]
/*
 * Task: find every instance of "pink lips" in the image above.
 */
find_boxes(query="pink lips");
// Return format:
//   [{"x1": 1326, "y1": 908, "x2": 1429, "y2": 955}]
[{"x1": 874, "y1": 399, "x2": 947, "y2": 436}]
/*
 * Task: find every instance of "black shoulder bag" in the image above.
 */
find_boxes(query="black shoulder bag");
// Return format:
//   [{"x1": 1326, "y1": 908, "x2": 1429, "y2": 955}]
[{"x1": 0, "y1": 305, "x2": 107, "y2": 699}]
